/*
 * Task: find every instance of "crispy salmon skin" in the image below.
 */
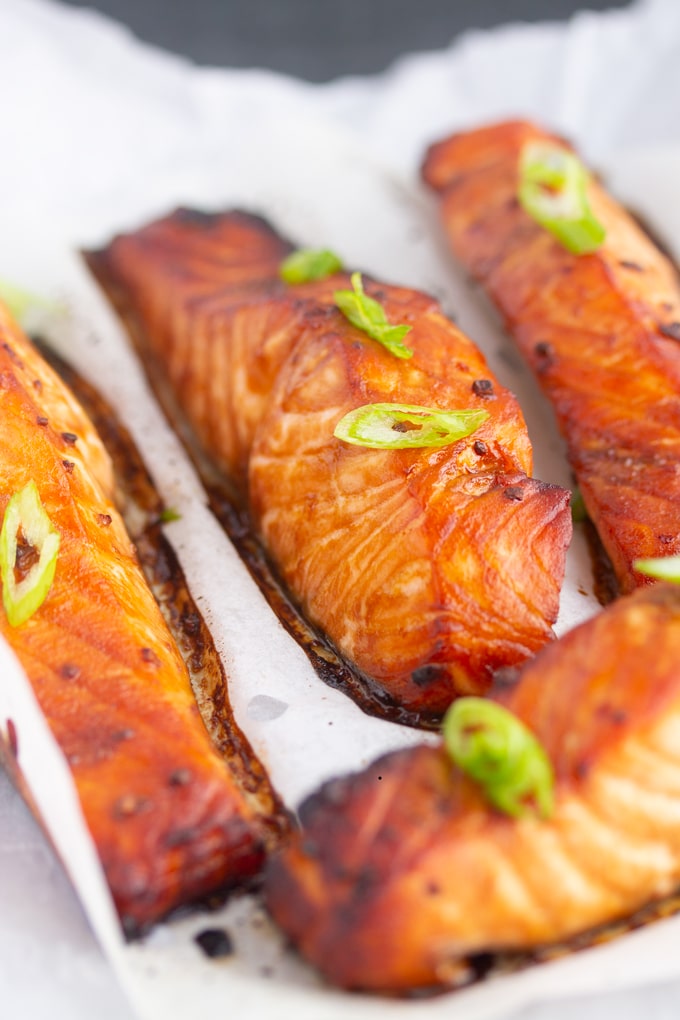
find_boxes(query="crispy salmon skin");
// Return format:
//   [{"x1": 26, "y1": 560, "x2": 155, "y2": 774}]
[
  {"x1": 0, "y1": 302, "x2": 283, "y2": 932},
  {"x1": 86, "y1": 209, "x2": 572, "y2": 716},
  {"x1": 265, "y1": 583, "x2": 680, "y2": 992},
  {"x1": 422, "y1": 119, "x2": 680, "y2": 595}
]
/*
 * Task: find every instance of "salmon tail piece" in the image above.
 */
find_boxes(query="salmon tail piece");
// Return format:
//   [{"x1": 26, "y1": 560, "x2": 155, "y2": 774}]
[
  {"x1": 422, "y1": 119, "x2": 680, "y2": 596},
  {"x1": 265, "y1": 582, "x2": 680, "y2": 993},
  {"x1": 0, "y1": 300, "x2": 287, "y2": 934}
]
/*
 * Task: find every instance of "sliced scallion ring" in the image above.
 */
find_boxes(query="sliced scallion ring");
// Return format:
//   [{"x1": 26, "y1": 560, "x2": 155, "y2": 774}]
[
  {"x1": 0, "y1": 481, "x2": 61, "y2": 627},
  {"x1": 334, "y1": 273, "x2": 413, "y2": 359},
  {"x1": 518, "y1": 142, "x2": 606, "y2": 255},
  {"x1": 279, "y1": 248, "x2": 343, "y2": 285},
  {"x1": 443, "y1": 697, "x2": 555, "y2": 820},
  {"x1": 634, "y1": 554, "x2": 680, "y2": 583},
  {"x1": 334, "y1": 402, "x2": 489, "y2": 449}
]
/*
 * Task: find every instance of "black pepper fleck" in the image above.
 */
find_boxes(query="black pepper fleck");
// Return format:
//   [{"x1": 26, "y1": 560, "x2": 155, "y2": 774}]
[
  {"x1": 169, "y1": 768, "x2": 192, "y2": 787},
  {"x1": 412, "y1": 664, "x2": 446, "y2": 687},
  {"x1": 62, "y1": 460, "x2": 74, "y2": 474},
  {"x1": 194, "y1": 928, "x2": 234, "y2": 959},
  {"x1": 59, "y1": 663, "x2": 80, "y2": 681},
  {"x1": 473, "y1": 439, "x2": 488, "y2": 456},
  {"x1": 36, "y1": 416, "x2": 49, "y2": 427},
  {"x1": 504, "y1": 486, "x2": 524, "y2": 501},
  {"x1": 140, "y1": 647, "x2": 160, "y2": 666},
  {"x1": 61, "y1": 432, "x2": 78, "y2": 446},
  {"x1": 472, "y1": 378, "x2": 494, "y2": 398}
]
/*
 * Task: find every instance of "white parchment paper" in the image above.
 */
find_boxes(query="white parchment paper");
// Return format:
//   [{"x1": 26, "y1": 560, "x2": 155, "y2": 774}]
[{"x1": 2, "y1": 0, "x2": 680, "y2": 1017}]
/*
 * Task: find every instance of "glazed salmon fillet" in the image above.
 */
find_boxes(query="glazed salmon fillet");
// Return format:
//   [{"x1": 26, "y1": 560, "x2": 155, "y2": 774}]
[
  {"x1": 87, "y1": 210, "x2": 572, "y2": 717},
  {"x1": 266, "y1": 583, "x2": 680, "y2": 992},
  {"x1": 422, "y1": 119, "x2": 680, "y2": 595},
  {"x1": 0, "y1": 302, "x2": 283, "y2": 932}
]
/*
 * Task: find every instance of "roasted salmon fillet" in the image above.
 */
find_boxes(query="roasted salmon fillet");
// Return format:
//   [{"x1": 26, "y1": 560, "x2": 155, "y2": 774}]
[
  {"x1": 266, "y1": 582, "x2": 680, "y2": 992},
  {"x1": 86, "y1": 209, "x2": 572, "y2": 717},
  {"x1": 422, "y1": 119, "x2": 680, "y2": 595},
  {"x1": 0, "y1": 301, "x2": 283, "y2": 933}
]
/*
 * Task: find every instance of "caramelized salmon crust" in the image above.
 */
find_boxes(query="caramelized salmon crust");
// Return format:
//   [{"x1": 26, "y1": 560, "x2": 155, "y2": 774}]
[
  {"x1": 423, "y1": 119, "x2": 680, "y2": 596},
  {"x1": 0, "y1": 303, "x2": 283, "y2": 933},
  {"x1": 266, "y1": 583, "x2": 680, "y2": 993},
  {"x1": 87, "y1": 209, "x2": 571, "y2": 716}
]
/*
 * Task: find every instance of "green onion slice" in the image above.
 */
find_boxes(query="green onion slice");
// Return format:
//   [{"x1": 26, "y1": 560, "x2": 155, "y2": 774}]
[
  {"x1": 334, "y1": 403, "x2": 489, "y2": 449},
  {"x1": 518, "y1": 142, "x2": 606, "y2": 255},
  {"x1": 334, "y1": 272, "x2": 413, "y2": 359},
  {"x1": 0, "y1": 481, "x2": 61, "y2": 627},
  {"x1": 159, "y1": 507, "x2": 182, "y2": 524},
  {"x1": 570, "y1": 488, "x2": 588, "y2": 523},
  {"x1": 443, "y1": 697, "x2": 555, "y2": 820},
  {"x1": 279, "y1": 248, "x2": 343, "y2": 285},
  {"x1": 634, "y1": 554, "x2": 680, "y2": 583},
  {"x1": 0, "y1": 279, "x2": 55, "y2": 327}
]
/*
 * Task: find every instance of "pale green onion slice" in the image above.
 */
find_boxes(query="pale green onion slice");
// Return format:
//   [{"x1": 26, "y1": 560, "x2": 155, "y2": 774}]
[
  {"x1": 0, "y1": 481, "x2": 61, "y2": 627},
  {"x1": 334, "y1": 403, "x2": 489, "y2": 449},
  {"x1": 0, "y1": 279, "x2": 55, "y2": 327},
  {"x1": 280, "y1": 248, "x2": 343, "y2": 285},
  {"x1": 334, "y1": 272, "x2": 413, "y2": 359},
  {"x1": 443, "y1": 697, "x2": 555, "y2": 820},
  {"x1": 518, "y1": 142, "x2": 606, "y2": 255},
  {"x1": 634, "y1": 554, "x2": 680, "y2": 583},
  {"x1": 570, "y1": 488, "x2": 588, "y2": 523}
]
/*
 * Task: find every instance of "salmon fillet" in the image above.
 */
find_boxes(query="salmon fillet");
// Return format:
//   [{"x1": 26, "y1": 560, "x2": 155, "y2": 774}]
[
  {"x1": 0, "y1": 302, "x2": 283, "y2": 933},
  {"x1": 422, "y1": 119, "x2": 680, "y2": 595},
  {"x1": 86, "y1": 209, "x2": 572, "y2": 716},
  {"x1": 266, "y1": 582, "x2": 680, "y2": 992}
]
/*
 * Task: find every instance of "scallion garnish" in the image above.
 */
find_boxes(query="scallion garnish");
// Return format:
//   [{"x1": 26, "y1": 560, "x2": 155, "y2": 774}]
[
  {"x1": 0, "y1": 279, "x2": 54, "y2": 326},
  {"x1": 634, "y1": 554, "x2": 680, "y2": 583},
  {"x1": 570, "y1": 488, "x2": 588, "y2": 523},
  {"x1": 443, "y1": 697, "x2": 554, "y2": 820},
  {"x1": 0, "y1": 481, "x2": 60, "y2": 627},
  {"x1": 159, "y1": 507, "x2": 181, "y2": 524},
  {"x1": 518, "y1": 142, "x2": 606, "y2": 255},
  {"x1": 334, "y1": 403, "x2": 489, "y2": 450},
  {"x1": 279, "y1": 248, "x2": 343, "y2": 285},
  {"x1": 334, "y1": 272, "x2": 413, "y2": 359}
]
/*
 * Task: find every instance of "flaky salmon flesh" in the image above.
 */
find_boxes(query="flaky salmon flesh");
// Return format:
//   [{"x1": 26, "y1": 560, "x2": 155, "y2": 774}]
[
  {"x1": 423, "y1": 119, "x2": 680, "y2": 595},
  {"x1": 0, "y1": 302, "x2": 283, "y2": 932},
  {"x1": 266, "y1": 582, "x2": 680, "y2": 992},
  {"x1": 87, "y1": 209, "x2": 572, "y2": 716}
]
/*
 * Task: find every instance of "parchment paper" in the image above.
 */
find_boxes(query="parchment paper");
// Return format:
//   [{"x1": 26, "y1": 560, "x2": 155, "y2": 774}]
[{"x1": 2, "y1": 0, "x2": 680, "y2": 1017}]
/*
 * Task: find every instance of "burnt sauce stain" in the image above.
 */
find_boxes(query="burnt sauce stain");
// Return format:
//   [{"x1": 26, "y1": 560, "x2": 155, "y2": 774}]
[{"x1": 34, "y1": 339, "x2": 289, "y2": 857}]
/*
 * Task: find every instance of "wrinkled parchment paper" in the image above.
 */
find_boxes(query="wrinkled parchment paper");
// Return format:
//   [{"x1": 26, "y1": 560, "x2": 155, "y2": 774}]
[{"x1": 2, "y1": 0, "x2": 680, "y2": 1017}]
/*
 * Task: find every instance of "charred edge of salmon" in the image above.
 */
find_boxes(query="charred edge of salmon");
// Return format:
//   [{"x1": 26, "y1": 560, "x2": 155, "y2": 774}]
[
  {"x1": 266, "y1": 744, "x2": 680, "y2": 1000},
  {"x1": 35, "y1": 340, "x2": 291, "y2": 855},
  {"x1": 81, "y1": 254, "x2": 445, "y2": 732}
]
